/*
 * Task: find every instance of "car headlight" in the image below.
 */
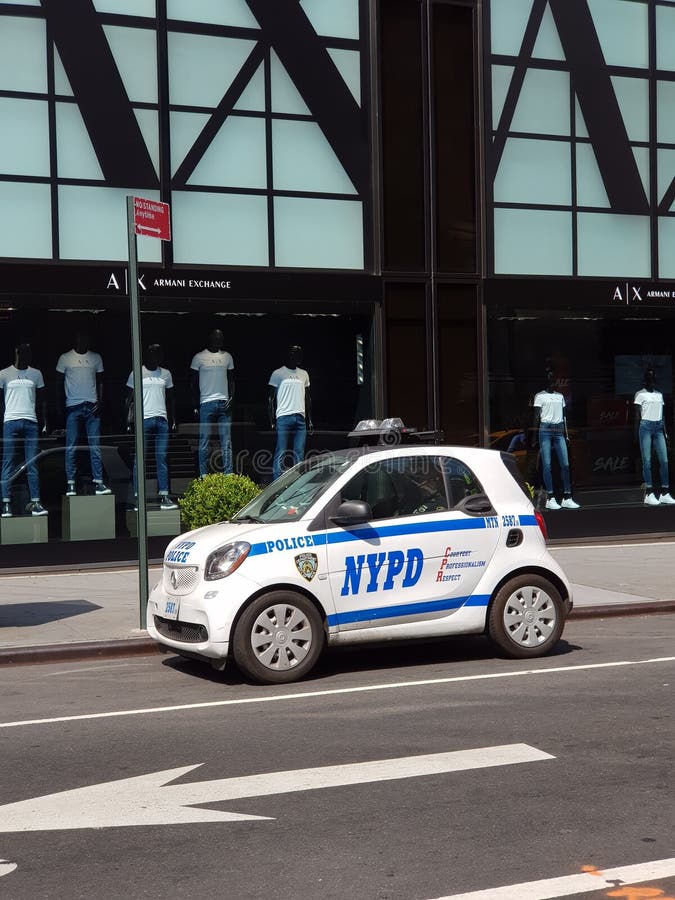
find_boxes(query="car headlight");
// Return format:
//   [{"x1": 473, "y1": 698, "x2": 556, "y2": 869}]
[{"x1": 204, "y1": 542, "x2": 251, "y2": 581}]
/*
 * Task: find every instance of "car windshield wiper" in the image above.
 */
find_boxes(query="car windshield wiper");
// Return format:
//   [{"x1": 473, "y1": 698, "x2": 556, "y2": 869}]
[{"x1": 232, "y1": 515, "x2": 263, "y2": 523}]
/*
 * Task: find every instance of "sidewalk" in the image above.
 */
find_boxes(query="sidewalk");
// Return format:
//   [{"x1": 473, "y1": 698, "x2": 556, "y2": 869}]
[{"x1": 0, "y1": 542, "x2": 674, "y2": 665}]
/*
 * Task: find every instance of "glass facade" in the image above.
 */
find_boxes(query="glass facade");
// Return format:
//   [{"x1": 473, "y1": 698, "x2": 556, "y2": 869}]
[
  {"x1": 2, "y1": 0, "x2": 675, "y2": 578},
  {"x1": 486, "y1": 0, "x2": 675, "y2": 535}
]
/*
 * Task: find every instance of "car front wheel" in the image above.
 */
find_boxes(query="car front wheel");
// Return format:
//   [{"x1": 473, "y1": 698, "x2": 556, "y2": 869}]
[
  {"x1": 488, "y1": 574, "x2": 565, "y2": 659},
  {"x1": 232, "y1": 591, "x2": 325, "y2": 684}
]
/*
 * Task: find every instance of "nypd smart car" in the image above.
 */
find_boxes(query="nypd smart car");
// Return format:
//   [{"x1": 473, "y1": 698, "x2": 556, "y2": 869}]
[{"x1": 147, "y1": 445, "x2": 573, "y2": 684}]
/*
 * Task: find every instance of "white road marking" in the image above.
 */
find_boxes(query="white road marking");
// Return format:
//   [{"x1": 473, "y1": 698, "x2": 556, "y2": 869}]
[
  {"x1": 431, "y1": 857, "x2": 675, "y2": 899},
  {"x1": 0, "y1": 656, "x2": 673, "y2": 730},
  {"x1": 0, "y1": 744, "x2": 552, "y2": 832},
  {"x1": 0, "y1": 860, "x2": 17, "y2": 878},
  {"x1": 39, "y1": 662, "x2": 152, "y2": 677}
]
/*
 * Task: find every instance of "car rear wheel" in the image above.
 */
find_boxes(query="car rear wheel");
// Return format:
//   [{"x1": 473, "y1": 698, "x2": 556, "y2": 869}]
[
  {"x1": 488, "y1": 574, "x2": 565, "y2": 659},
  {"x1": 233, "y1": 591, "x2": 324, "y2": 684}
]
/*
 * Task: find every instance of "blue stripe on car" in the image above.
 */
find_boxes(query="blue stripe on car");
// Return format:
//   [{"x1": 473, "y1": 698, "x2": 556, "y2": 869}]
[
  {"x1": 326, "y1": 593, "x2": 491, "y2": 627},
  {"x1": 249, "y1": 516, "x2": 491, "y2": 557}
]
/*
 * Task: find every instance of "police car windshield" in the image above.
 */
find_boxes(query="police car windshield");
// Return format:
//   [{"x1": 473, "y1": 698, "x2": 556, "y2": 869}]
[{"x1": 233, "y1": 452, "x2": 357, "y2": 523}]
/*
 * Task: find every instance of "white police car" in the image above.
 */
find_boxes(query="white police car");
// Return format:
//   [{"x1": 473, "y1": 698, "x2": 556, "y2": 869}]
[{"x1": 147, "y1": 446, "x2": 572, "y2": 684}]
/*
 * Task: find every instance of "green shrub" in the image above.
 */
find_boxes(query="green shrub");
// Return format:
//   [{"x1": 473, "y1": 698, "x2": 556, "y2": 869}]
[{"x1": 178, "y1": 473, "x2": 261, "y2": 530}]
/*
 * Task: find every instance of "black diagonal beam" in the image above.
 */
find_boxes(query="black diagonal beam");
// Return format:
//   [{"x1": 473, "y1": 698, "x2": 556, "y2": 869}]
[
  {"x1": 41, "y1": 0, "x2": 158, "y2": 188},
  {"x1": 173, "y1": 41, "x2": 266, "y2": 188},
  {"x1": 548, "y1": 0, "x2": 648, "y2": 215},
  {"x1": 491, "y1": 0, "x2": 649, "y2": 216},
  {"x1": 245, "y1": 0, "x2": 368, "y2": 197}
]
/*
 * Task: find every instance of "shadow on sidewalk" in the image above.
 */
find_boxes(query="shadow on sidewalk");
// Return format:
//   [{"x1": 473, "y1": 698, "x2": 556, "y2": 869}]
[{"x1": 0, "y1": 600, "x2": 102, "y2": 628}]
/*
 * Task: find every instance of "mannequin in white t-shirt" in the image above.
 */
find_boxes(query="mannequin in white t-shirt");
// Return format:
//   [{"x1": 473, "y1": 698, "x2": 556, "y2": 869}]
[
  {"x1": 55, "y1": 330, "x2": 110, "y2": 497},
  {"x1": 531, "y1": 368, "x2": 580, "y2": 511},
  {"x1": 126, "y1": 344, "x2": 177, "y2": 510},
  {"x1": 0, "y1": 343, "x2": 49, "y2": 518},
  {"x1": 190, "y1": 329, "x2": 234, "y2": 476},
  {"x1": 634, "y1": 366, "x2": 674, "y2": 505},
  {"x1": 268, "y1": 345, "x2": 312, "y2": 481}
]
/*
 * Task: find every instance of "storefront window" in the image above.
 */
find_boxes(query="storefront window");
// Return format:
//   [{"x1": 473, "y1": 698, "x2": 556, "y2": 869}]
[
  {"x1": 0, "y1": 293, "x2": 376, "y2": 567},
  {"x1": 487, "y1": 306, "x2": 675, "y2": 514}
]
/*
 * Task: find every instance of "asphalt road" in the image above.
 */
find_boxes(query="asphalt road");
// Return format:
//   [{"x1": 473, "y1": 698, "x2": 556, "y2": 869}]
[{"x1": 0, "y1": 615, "x2": 673, "y2": 900}]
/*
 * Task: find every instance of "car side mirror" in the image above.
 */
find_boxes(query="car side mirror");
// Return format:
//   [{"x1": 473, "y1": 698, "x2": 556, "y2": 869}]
[
  {"x1": 457, "y1": 494, "x2": 494, "y2": 516},
  {"x1": 329, "y1": 500, "x2": 372, "y2": 527}
]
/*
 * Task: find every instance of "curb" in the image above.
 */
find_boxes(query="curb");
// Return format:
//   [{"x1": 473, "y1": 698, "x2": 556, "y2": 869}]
[
  {"x1": 1, "y1": 601, "x2": 674, "y2": 667},
  {"x1": 568, "y1": 599, "x2": 675, "y2": 620},
  {"x1": 0, "y1": 637, "x2": 162, "y2": 668}
]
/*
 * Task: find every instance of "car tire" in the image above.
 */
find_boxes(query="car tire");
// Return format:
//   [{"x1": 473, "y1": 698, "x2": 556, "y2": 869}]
[
  {"x1": 488, "y1": 574, "x2": 565, "y2": 659},
  {"x1": 233, "y1": 591, "x2": 325, "y2": 684}
]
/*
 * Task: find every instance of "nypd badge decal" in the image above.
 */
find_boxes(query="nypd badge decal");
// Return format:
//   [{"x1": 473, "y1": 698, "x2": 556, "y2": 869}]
[{"x1": 295, "y1": 552, "x2": 318, "y2": 581}]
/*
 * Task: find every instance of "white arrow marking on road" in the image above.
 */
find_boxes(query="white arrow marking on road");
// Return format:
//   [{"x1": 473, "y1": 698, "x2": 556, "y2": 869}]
[
  {"x1": 0, "y1": 744, "x2": 552, "y2": 833},
  {"x1": 0, "y1": 860, "x2": 17, "y2": 878},
  {"x1": 431, "y1": 857, "x2": 675, "y2": 899}
]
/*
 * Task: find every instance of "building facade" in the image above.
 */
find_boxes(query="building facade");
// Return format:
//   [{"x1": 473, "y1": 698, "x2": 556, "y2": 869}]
[{"x1": 0, "y1": 0, "x2": 673, "y2": 569}]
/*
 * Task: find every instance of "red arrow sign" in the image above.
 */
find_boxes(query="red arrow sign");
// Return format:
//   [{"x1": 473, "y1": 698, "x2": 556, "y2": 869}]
[{"x1": 133, "y1": 196, "x2": 171, "y2": 241}]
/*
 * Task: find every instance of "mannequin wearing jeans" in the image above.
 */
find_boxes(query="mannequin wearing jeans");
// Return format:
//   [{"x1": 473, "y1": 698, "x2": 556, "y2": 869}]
[
  {"x1": 634, "y1": 366, "x2": 675, "y2": 506},
  {"x1": 268, "y1": 345, "x2": 312, "y2": 481},
  {"x1": 190, "y1": 329, "x2": 234, "y2": 476},
  {"x1": 56, "y1": 330, "x2": 110, "y2": 496},
  {"x1": 0, "y1": 343, "x2": 49, "y2": 517},
  {"x1": 531, "y1": 369, "x2": 580, "y2": 511},
  {"x1": 126, "y1": 344, "x2": 178, "y2": 511}
]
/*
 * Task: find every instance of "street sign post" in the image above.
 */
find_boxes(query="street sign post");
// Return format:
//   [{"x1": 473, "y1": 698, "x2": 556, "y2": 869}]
[{"x1": 127, "y1": 196, "x2": 171, "y2": 628}]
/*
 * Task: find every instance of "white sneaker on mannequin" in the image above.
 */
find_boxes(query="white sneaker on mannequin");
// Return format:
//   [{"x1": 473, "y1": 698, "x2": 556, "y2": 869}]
[
  {"x1": 561, "y1": 497, "x2": 580, "y2": 509},
  {"x1": 659, "y1": 492, "x2": 675, "y2": 504},
  {"x1": 545, "y1": 497, "x2": 561, "y2": 510},
  {"x1": 644, "y1": 492, "x2": 660, "y2": 506}
]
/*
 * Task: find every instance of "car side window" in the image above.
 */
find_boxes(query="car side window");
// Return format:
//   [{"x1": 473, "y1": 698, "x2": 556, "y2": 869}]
[
  {"x1": 440, "y1": 457, "x2": 485, "y2": 508},
  {"x1": 340, "y1": 456, "x2": 449, "y2": 520}
]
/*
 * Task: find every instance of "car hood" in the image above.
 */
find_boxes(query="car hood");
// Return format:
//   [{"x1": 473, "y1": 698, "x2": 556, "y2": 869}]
[{"x1": 164, "y1": 521, "x2": 273, "y2": 564}]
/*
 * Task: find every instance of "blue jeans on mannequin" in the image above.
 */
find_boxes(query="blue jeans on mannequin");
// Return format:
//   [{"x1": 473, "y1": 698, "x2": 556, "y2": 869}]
[
  {"x1": 133, "y1": 416, "x2": 170, "y2": 495},
  {"x1": 198, "y1": 400, "x2": 232, "y2": 475},
  {"x1": 639, "y1": 420, "x2": 669, "y2": 491},
  {"x1": 65, "y1": 401, "x2": 103, "y2": 483},
  {"x1": 273, "y1": 414, "x2": 306, "y2": 480},
  {"x1": 1, "y1": 419, "x2": 40, "y2": 501},
  {"x1": 539, "y1": 423, "x2": 571, "y2": 496}
]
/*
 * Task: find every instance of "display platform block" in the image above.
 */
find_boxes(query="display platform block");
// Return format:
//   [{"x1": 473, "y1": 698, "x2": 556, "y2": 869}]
[
  {"x1": 62, "y1": 494, "x2": 116, "y2": 541},
  {"x1": 0, "y1": 515, "x2": 49, "y2": 545},
  {"x1": 126, "y1": 508, "x2": 181, "y2": 537}
]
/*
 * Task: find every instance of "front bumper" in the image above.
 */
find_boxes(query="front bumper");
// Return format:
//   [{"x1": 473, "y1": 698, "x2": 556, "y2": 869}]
[{"x1": 146, "y1": 571, "x2": 258, "y2": 661}]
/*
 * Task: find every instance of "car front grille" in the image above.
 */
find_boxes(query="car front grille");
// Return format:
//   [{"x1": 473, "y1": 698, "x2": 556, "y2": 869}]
[
  {"x1": 154, "y1": 616, "x2": 208, "y2": 644},
  {"x1": 163, "y1": 565, "x2": 199, "y2": 596}
]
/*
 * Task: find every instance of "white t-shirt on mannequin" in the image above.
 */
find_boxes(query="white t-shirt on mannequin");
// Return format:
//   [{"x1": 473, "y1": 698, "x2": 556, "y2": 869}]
[
  {"x1": 269, "y1": 366, "x2": 310, "y2": 418},
  {"x1": 127, "y1": 367, "x2": 173, "y2": 420},
  {"x1": 533, "y1": 390, "x2": 565, "y2": 425},
  {"x1": 0, "y1": 366, "x2": 44, "y2": 423},
  {"x1": 634, "y1": 389, "x2": 664, "y2": 422},
  {"x1": 55, "y1": 350, "x2": 103, "y2": 406},
  {"x1": 190, "y1": 349, "x2": 234, "y2": 404}
]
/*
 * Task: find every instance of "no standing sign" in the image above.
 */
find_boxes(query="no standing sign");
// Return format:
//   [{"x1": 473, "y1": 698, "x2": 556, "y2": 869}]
[{"x1": 133, "y1": 196, "x2": 171, "y2": 241}]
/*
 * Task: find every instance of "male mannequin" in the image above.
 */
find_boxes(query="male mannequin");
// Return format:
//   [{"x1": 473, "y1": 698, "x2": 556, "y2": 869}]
[
  {"x1": 268, "y1": 344, "x2": 312, "y2": 481},
  {"x1": 531, "y1": 368, "x2": 580, "y2": 510},
  {"x1": 634, "y1": 365, "x2": 674, "y2": 505},
  {"x1": 0, "y1": 343, "x2": 48, "y2": 517},
  {"x1": 190, "y1": 329, "x2": 234, "y2": 476},
  {"x1": 56, "y1": 330, "x2": 110, "y2": 496},
  {"x1": 126, "y1": 343, "x2": 178, "y2": 510}
]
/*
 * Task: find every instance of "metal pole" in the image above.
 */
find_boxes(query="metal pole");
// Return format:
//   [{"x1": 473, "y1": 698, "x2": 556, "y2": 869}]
[{"x1": 127, "y1": 196, "x2": 149, "y2": 628}]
